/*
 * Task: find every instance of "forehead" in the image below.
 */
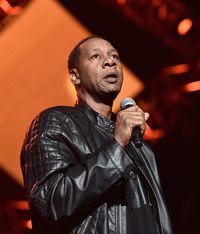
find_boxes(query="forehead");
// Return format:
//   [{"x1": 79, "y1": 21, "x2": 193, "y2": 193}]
[{"x1": 80, "y1": 38, "x2": 117, "y2": 54}]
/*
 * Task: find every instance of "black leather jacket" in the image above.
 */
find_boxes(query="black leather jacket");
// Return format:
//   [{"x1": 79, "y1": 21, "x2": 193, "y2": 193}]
[{"x1": 21, "y1": 100, "x2": 172, "y2": 234}]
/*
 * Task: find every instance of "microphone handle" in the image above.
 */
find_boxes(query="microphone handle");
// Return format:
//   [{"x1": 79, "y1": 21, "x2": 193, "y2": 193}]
[
  {"x1": 120, "y1": 98, "x2": 143, "y2": 148},
  {"x1": 132, "y1": 126, "x2": 143, "y2": 148}
]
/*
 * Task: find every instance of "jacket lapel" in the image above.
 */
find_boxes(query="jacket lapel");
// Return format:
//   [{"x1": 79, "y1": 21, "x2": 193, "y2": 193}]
[{"x1": 126, "y1": 142, "x2": 172, "y2": 234}]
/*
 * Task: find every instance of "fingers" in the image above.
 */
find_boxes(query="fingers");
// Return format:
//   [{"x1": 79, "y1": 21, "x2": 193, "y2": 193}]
[
  {"x1": 139, "y1": 123, "x2": 146, "y2": 135},
  {"x1": 144, "y1": 112, "x2": 150, "y2": 121},
  {"x1": 121, "y1": 105, "x2": 149, "y2": 123},
  {"x1": 119, "y1": 105, "x2": 150, "y2": 134},
  {"x1": 114, "y1": 105, "x2": 149, "y2": 147}
]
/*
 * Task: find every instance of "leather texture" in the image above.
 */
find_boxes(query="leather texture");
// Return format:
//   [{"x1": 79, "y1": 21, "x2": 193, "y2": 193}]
[{"x1": 20, "y1": 100, "x2": 172, "y2": 234}]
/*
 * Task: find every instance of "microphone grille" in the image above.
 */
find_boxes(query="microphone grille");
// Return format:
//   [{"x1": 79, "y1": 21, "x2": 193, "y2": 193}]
[{"x1": 120, "y1": 98, "x2": 136, "y2": 110}]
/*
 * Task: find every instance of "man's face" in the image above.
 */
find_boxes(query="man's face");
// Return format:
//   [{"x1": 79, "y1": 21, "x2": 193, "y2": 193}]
[{"x1": 76, "y1": 38, "x2": 123, "y2": 102}]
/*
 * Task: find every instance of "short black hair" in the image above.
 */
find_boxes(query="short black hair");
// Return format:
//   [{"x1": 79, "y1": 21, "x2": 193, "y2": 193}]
[{"x1": 67, "y1": 35, "x2": 103, "y2": 72}]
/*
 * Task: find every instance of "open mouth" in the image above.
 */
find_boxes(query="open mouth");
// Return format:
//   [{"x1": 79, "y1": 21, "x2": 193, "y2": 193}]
[{"x1": 104, "y1": 73, "x2": 118, "y2": 83}]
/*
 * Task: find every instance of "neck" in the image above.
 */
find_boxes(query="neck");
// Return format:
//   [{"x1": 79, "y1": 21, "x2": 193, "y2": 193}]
[{"x1": 78, "y1": 95, "x2": 113, "y2": 119}]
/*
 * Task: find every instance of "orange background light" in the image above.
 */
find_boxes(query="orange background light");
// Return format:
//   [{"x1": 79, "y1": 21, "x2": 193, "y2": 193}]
[
  {"x1": 177, "y1": 18, "x2": 193, "y2": 36},
  {"x1": 0, "y1": 0, "x2": 143, "y2": 185},
  {"x1": 182, "y1": 81, "x2": 200, "y2": 92}
]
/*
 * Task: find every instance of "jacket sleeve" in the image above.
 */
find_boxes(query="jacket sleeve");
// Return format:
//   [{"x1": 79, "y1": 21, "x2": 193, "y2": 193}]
[{"x1": 21, "y1": 109, "x2": 134, "y2": 221}]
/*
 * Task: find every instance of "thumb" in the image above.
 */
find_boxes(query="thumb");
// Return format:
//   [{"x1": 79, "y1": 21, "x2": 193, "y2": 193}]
[{"x1": 144, "y1": 112, "x2": 150, "y2": 121}]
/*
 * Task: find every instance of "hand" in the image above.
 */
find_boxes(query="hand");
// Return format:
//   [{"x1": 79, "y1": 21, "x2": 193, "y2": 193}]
[{"x1": 114, "y1": 105, "x2": 149, "y2": 148}]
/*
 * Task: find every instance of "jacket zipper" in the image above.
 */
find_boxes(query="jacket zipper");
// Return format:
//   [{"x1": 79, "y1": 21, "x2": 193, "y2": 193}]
[
  {"x1": 116, "y1": 204, "x2": 122, "y2": 234},
  {"x1": 136, "y1": 147, "x2": 163, "y2": 234}
]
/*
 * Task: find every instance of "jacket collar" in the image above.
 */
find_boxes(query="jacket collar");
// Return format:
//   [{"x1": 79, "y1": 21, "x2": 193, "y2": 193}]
[{"x1": 75, "y1": 99, "x2": 116, "y2": 133}]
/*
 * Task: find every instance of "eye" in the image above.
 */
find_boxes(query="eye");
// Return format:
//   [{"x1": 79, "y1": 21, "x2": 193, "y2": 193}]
[
  {"x1": 91, "y1": 54, "x2": 100, "y2": 59},
  {"x1": 111, "y1": 54, "x2": 119, "y2": 60}
]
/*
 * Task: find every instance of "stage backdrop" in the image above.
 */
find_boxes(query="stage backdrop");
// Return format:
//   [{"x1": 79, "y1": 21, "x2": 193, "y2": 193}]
[{"x1": 0, "y1": 0, "x2": 143, "y2": 185}]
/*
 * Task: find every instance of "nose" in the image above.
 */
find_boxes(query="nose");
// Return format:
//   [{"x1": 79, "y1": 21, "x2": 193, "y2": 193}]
[{"x1": 103, "y1": 56, "x2": 116, "y2": 68}]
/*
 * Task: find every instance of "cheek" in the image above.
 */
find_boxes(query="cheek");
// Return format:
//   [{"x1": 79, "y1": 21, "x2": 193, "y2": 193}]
[{"x1": 81, "y1": 64, "x2": 99, "y2": 77}]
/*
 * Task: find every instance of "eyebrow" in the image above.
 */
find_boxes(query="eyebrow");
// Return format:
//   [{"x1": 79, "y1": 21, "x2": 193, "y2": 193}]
[{"x1": 91, "y1": 48, "x2": 118, "y2": 54}]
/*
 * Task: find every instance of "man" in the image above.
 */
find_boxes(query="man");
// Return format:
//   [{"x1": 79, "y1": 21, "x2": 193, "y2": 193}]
[{"x1": 20, "y1": 36, "x2": 172, "y2": 234}]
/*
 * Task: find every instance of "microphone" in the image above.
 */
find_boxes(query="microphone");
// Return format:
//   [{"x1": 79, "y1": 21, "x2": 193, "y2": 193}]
[{"x1": 120, "y1": 98, "x2": 143, "y2": 148}]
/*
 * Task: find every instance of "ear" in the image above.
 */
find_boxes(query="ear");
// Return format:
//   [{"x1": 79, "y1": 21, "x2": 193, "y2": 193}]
[{"x1": 69, "y1": 69, "x2": 81, "y2": 85}]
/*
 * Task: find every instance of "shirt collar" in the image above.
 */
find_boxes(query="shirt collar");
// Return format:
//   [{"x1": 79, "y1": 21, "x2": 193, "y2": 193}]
[{"x1": 75, "y1": 99, "x2": 116, "y2": 132}]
